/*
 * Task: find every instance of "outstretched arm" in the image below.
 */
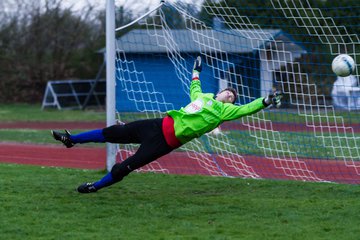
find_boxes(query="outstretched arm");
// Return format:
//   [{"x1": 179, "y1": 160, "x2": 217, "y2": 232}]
[
  {"x1": 192, "y1": 56, "x2": 202, "y2": 80},
  {"x1": 221, "y1": 91, "x2": 283, "y2": 121},
  {"x1": 190, "y1": 56, "x2": 203, "y2": 101}
]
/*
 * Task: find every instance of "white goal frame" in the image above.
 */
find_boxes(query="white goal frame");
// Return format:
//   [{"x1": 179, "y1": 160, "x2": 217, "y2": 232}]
[
  {"x1": 105, "y1": 0, "x2": 360, "y2": 183},
  {"x1": 105, "y1": 0, "x2": 164, "y2": 171}
]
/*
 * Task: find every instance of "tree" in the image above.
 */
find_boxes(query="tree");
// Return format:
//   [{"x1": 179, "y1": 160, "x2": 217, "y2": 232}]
[{"x1": 0, "y1": 0, "x2": 105, "y2": 102}]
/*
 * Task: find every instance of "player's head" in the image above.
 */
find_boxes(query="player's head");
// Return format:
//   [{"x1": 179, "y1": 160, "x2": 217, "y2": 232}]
[{"x1": 216, "y1": 87, "x2": 237, "y2": 104}]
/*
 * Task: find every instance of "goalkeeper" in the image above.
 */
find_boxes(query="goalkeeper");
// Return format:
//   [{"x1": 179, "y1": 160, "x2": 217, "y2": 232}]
[{"x1": 52, "y1": 56, "x2": 282, "y2": 193}]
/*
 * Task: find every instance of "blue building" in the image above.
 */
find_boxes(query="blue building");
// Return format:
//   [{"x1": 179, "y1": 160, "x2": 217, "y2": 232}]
[{"x1": 114, "y1": 29, "x2": 306, "y2": 112}]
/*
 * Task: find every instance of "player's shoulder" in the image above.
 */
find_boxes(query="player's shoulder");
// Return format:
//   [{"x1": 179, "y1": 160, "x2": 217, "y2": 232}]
[
  {"x1": 204, "y1": 93, "x2": 214, "y2": 98},
  {"x1": 222, "y1": 102, "x2": 240, "y2": 110},
  {"x1": 194, "y1": 92, "x2": 213, "y2": 99}
]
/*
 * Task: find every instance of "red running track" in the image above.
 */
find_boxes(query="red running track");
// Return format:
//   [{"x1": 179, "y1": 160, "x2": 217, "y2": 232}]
[
  {"x1": 1, "y1": 143, "x2": 360, "y2": 184},
  {"x1": 2, "y1": 120, "x2": 360, "y2": 184},
  {"x1": 0, "y1": 143, "x2": 106, "y2": 169}
]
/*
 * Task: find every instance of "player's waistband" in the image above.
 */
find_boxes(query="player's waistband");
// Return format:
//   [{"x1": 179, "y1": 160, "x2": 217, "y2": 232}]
[{"x1": 162, "y1": 115, "x2": 182, "y2": 149}]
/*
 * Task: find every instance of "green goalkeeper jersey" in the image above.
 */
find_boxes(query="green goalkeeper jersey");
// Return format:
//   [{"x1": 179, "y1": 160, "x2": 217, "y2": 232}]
[{"x1": 167, "y1": 80, "x2": 266, "y2": 144}]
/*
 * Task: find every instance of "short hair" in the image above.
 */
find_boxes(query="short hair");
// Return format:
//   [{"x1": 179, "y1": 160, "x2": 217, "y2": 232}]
[{"x1": 219, "y1": 87, "x2": 238, "y2": 104}]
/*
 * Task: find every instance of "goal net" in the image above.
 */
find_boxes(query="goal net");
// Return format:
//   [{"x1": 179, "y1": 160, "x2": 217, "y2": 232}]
[{"x1": 113, "y1": 0, "x2": 360, "y2": 184}]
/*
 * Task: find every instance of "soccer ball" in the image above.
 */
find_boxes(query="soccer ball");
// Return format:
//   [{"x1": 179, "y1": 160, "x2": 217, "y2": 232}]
[{"x1": 331, "y1": 54, "x2": 356, "y2": 77}]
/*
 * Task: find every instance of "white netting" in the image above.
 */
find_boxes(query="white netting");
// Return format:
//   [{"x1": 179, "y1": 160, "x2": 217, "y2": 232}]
[{"x1": 114, "y1": 0, "x2": 360, "y2": 183}]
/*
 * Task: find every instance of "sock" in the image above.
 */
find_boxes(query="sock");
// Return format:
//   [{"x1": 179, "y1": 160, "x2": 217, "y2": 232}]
[
  {"x1": 70, "y1": 129, "x2": 105, "y2": 144},
  {"x1": 93, "y1": 172, "x2": 116, "y2": 190}
]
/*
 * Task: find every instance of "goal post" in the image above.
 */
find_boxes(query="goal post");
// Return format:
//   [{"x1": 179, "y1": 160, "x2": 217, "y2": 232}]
[
  {"x1": 105, "y1": 0, "x2": 116, "y2": 171},
  {"x1": 108, "y1": 0, "x2": 360, "y2": 183},
  {"x1": 105, "y1": 0, "x2": 165, "y2": 171}
]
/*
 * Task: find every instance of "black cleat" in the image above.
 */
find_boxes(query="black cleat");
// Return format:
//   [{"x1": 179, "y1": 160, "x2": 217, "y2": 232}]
[
  {"x1": 51, "y1": 129, "x2": 74, "y2": 148},
  {"x1": 77, "y1": 182, "x2": 98, "y2": 193}
]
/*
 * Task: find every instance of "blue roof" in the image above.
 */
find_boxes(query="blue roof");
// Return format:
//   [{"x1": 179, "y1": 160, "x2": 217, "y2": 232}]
[{"x1": 115, "y1": 29, "x2": 306, "y2": 54}]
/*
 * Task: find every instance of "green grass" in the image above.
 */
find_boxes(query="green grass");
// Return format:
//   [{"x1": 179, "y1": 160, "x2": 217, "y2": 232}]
[
  {"x1": 0, "y1": 129, "x2": 58, "y2": 144},
  {"x1": 225, "y1": 129, "x2": 360, "y2": 160},
  {"x1": 0, "y1": 129, "x2": 102, "y2": 147},
  {"x1": 1, "y1": 163, "x2": 360, "y2": 240},
  {"x1": 0, "y1": 103, "x2": 105, "y2": 122},
  {"x1": 1, "y1": 104, "x2": 360, "y2": 239},
  {"x1": 261, "y1": 109, "x2": 360, "y2": 124},
  {"x1": 0, "y1": 129, "x2": 87, "y2": 143},
  {"x1": 2, "y1": 103, "x2": 360, "y2": 124}
]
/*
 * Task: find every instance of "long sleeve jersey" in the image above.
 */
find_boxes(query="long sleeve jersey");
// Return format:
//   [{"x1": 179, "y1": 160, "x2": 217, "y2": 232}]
[{"x1": 166, "y1": 80, "x2": 266, "y2": 144}]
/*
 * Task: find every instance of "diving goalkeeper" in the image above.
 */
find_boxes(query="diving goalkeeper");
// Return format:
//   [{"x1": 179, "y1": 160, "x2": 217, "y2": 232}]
[{"x1": 51, "y1": 56, "x2": 282, "y2": 193}]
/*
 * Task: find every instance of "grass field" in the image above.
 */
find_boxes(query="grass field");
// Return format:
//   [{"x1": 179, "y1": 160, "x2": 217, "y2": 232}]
[
  {"x1": 2, "y1": 163, "x2": 360, "y2": 240},
  {"x1": 2, "y1": 103, "x2": 360, "y2": 124},
  {"x1": 0, "y1": 129, "x2": 101, "y2": 146},
  {"x1": 2, "y1": 104, "x2": 360, "y2": 239},
  {"x1": 0, "y1": 104, "x2": 106, "y2": 122}
]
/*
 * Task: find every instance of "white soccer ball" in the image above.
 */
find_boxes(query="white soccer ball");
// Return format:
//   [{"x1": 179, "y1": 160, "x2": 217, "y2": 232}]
[{"x1": 331, "y1": 54, "x2": 356, "y2": 77}]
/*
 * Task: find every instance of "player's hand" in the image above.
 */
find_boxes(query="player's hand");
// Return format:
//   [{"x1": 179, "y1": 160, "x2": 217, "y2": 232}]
[
  {"x1": 193, "y1": 56, "x2": 202, "y2": 73},
  {"x1": 264, "y1": 91, "x2": 283, "y2": 108}
]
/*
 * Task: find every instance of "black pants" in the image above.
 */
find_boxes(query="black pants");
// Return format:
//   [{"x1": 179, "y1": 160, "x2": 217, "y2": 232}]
[{"x1": 102, "y1": 118, "x2": 174, "y2": 182}]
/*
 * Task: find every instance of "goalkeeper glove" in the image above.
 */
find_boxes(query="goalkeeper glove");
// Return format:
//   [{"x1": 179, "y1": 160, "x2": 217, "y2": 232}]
[
  {"x1": 192, "y1": 56, "x2": 202, "y2": 80},
  {"x1": 263, "y1": 91, "x2": 283, "y2": 108}
]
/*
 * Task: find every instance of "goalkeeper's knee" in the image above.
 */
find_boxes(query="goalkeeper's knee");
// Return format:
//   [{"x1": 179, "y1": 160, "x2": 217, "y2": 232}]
[{"x1": 111, "y1": 162, "x2": 132, "y2": 181}]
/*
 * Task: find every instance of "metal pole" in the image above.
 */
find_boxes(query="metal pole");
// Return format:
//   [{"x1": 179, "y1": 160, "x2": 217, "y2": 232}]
[
  {"x1": 106, "y1": 0, "x2": 117, "y2": 171},
  {"x1": 105, "y1": 0, "x2": 164, "y2": 171}
]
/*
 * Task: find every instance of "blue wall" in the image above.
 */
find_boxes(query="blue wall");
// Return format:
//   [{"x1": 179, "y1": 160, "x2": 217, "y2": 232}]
[
  {"x1": 205, "y1": 52, "x2": 261, "y2": 104},
  {"x1": 116, "y1": 54, "x2": 218, "y2": 112},
  {"x1": 115, "y1": 53, "x2": 261, "y2": 112},
  {"x1": 229, "y1": 52, "x2": 261, "y2": 104}
]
